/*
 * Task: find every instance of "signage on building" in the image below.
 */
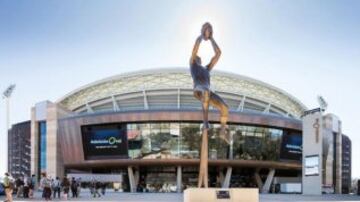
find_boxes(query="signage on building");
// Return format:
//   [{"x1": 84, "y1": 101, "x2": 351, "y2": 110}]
[
  {"x1": 81, "y1": 123, "x2": 128, "y2": 160},
  {"x1": 280, "y1": 131, "x2": 302, "y2": 161},
  {"x1": 304, "y1": 155, "x2": 320, "y2": 176},
  {"x1": 313, "y1": 118, "x2": 320, "y2": 143}
]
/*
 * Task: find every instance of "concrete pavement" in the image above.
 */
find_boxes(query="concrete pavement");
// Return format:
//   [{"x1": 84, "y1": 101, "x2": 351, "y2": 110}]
[{"x1": 1, "y1": 190, "x2": 359, "y2": 202}]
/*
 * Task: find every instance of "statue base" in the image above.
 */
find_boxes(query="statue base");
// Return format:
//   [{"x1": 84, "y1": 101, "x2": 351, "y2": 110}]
[{"x1": 184, "y1": 188, "x2": 259, "y2": 202}]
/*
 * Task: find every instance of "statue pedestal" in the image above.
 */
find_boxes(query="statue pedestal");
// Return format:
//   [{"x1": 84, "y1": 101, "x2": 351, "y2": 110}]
[{"x1": 184, "y1": 188, "x2": 259, "y2": 202}]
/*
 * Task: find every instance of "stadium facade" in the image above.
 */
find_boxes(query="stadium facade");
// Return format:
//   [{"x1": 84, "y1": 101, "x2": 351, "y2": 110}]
[{"x1": 22, "y1": 67, "x2": 349, "y2": 193}]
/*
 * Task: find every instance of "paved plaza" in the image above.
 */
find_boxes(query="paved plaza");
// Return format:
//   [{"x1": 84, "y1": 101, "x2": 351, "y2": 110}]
[{"x1": 1, "y1": 190, "x2": 360, "y2": 202}]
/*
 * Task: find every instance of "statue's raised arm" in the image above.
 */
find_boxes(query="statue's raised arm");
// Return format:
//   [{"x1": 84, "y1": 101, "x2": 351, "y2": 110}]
[
  {"x1": 197, "y1": 22, "x2": 221, "y2": 71},
  {"x1": 206, "y1": 37, "x2": 221, "y2": 71},
  {"x1": 190, "y1": 36, "x2": 202, "y2": 65}
]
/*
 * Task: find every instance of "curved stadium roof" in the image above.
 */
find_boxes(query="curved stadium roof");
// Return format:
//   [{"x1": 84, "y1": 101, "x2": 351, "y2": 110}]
[{"x1": 57, "y1": 68, "x2": 307, "y2": 119}]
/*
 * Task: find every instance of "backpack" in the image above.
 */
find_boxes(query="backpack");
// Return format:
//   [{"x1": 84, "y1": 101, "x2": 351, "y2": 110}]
[
  {"x1": 25, "y1": 177, "x2": 31, "y2": 186},
  {"x1": 42, "y1": 178, "x2": 51, "y2": 188},
  {"x1": 3, "y1": 176, "x2": 10, "y2": 188},
  {"x1": 28, "y1": 178, "x2": 33, "y2": 187},
  {"x1": 3, "y1": 177, "x2": 15, "y2": 190},
  {"x1": 71, "y1": 181, "x2": 77, "y2": 189},
  {"x1": 9, "y1": 180, "x2": 15, "y2": 190}
]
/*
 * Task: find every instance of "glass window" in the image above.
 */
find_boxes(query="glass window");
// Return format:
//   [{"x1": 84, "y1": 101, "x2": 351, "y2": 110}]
[
  {"x1": 127, "y1": 123, "x2": 180, "y2": 159},
  {"x1": 232, "y1": 125, "x2": 284, "y2": 161},
  {"x1": 127, "y1": 123, "x2": 142, "y2": 159},
  {"x1": 208, "y1": 124, "x2": 229, "y2": 159},
  {"x1": 180, "y1": 123, "x2": 201, "y2": 159},
  {"x1": 39, "y1": 121, "x2": 47, "y2": 172},
  {"x1": 123, "y1": 122, "x2": 298, "y2": 162}
]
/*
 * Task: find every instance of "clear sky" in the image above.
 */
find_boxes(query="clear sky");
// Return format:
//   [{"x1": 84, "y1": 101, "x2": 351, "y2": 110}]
[{"x1": 0, "y1": 0, "x2": 359, "y2": 178}]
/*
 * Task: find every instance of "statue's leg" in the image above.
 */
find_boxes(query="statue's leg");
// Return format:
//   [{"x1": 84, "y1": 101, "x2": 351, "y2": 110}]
[
  {"x1": 193, "y1": 90, "x2": 210, "y2": 129},
  {"x1": 201, "y1": 90, "x2": 210, "y2": 129},
  {"x1": 209, "y1": 92, "x2": 230, "y2": 143},
  {"x1": 194, "y1": 90, "x2": 210, "y2": 188}
]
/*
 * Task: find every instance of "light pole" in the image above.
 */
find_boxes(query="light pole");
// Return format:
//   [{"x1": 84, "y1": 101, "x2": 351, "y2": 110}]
[{"x1": 2, "y1": 84, "x2": 16, "y2": 172}]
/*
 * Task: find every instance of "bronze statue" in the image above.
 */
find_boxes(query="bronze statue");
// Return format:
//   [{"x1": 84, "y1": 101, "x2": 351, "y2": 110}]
[{"x1": 190, "y1": 22, "x2": 230, "y2": 188}]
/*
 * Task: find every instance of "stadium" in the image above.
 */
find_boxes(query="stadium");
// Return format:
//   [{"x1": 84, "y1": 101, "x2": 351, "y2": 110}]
[{"x1": 30, "y1": 67, "x2": 307, "y2": 193}]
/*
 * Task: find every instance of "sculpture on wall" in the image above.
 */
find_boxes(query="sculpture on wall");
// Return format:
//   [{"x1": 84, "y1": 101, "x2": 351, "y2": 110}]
[{"x1": 189, "y1": 22, "x2": 230, "y2": 188}]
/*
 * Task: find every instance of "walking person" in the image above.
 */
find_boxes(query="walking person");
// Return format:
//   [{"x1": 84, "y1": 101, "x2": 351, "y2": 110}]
[
  {"x1": 90, "y1": 179, "x2": 95, "y2": 197},
  {"x1": 52, "y1": 176, "x2": 61, "y2": 199},
  {"x1": 61, "y1": 177, "x2": 70, "y2": 200},
  {"x1": 91, "y1": 179, "x2": 101, "y2": 198},
  {"x1": 40, "y1": 173, "x2": 52, "y2": 201},
  {"x1": 76, "y1": 177, "x2": 81, "y2": 197},
  {"x1": 23, "y1": 175, "x2": 30, "y2": 198},
  {"x1": 28, "y1": 174, "x2": 36, "y2": 198},
  {"x1": 101, "y1": 182, "x2": 106, "y2": 195},
  {"x1": 15, "y1": 176, "x2": 24, "y2": 198},
  {"x1": 3, "y1": 173, "x2": 13, "y2": 202},
  {"x1": 70, "y1": 177, "x2": 78, "y2": 198}
]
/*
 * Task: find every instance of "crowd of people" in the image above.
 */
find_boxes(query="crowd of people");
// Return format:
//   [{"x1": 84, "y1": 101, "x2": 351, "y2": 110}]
[
  {"x1": 2, "y1": 172, "x2": 108, "y2": 202},
  {"x1": 38, "y1": 173, "x2": 82, "y2": 201}
]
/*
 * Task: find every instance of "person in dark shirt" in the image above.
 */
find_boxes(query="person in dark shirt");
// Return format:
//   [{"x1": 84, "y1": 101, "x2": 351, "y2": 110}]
[
  {"x1": 70, "y1": 177, "x2": 78, "y2": 198},
  {"x1": 15, "y1": 177, "x2": 24, "y2": 198},
  {"x1": 101, "y1": 182, "x2": 106, "y2": 195},
  {"x1": 61, "y1": 177, "x2": 70, "y2": 200},
  {"x1": 29, "y1": 174, "x2": 36, "y2": 198}
]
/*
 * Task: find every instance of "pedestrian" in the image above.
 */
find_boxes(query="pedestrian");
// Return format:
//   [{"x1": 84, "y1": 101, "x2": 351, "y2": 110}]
[
  {"x1": 52, "y1": 176, "x2": 61, "y2": 199},
  {"x1": 3, "y1": 173, "x2": 14, "y2": 202},
  {"x1": 61, "y1": 177, "x2": 70, "y2": 200},
  {"x1": 70, "y1": 177, "x2": 78, "y2": 198},
  {"x1": 40, "y1": 173, "x2": 52, "y2": 201},
  {"x1": 15, "y1": 176, "x2": 24, "y2": 198},
  {"x1": 76, "y1": 177, "x2": 81, "y2": 197},
  {"x1": 23, "y1": 175, "x2": 30, "y2": 198},
  {"x1": 91, "y1": 179, "x2": 101, "y2": 198},
  {"x1": 50, "y1": 178, "x2": 54, "y2": 198},
  {"x1": 28, "y1": 174, "x2": 36, "y2": 198},
  {"x1": 89, "y1": 180, "x2": 94, "y2": 195},
  {"x1": 101, "y1": 182, "x2": 106, "y2": 195}
]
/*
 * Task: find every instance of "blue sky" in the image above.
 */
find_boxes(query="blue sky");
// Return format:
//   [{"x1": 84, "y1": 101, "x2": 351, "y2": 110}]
[{"x1": 0, "y1": 0, "x2": 359, "y2": 178}]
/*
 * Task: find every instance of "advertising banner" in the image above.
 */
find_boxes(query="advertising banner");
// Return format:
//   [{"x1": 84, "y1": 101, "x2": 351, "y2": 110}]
[
  {"x1": 280, "y1": 131, "x2": 302, "y2": 161},
  {"x1": 81, "y1": 123, "x2": 128, "y2": 160}
]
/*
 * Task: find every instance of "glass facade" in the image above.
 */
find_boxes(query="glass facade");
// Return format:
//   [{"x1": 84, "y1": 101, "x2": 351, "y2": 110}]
[
  {"x1": 231, "y1": 125, "x2": 283, "y2": 161},
  {"x1": 127, "y1": 123, "x2": 182, "y2": 159},
  {"x1": 39, "y1": 121, "x2": 47, "y2": 172},
  {"x1": 126, "y1": 122, "x2": 299, "y2": 162}
]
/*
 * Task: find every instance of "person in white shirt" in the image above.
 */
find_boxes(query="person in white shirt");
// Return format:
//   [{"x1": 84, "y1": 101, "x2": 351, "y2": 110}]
[{"x1": 40, "y1": 173, "x2": 52, "y2": 201}]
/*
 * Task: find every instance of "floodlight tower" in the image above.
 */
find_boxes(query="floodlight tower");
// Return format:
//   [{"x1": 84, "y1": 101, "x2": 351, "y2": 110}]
[
  {"x1": 2, "y1": 84, "x2": 16, "y2": 172},
  {"x1": 317, "y1": 95, "x2": 328, "y2": 112}
]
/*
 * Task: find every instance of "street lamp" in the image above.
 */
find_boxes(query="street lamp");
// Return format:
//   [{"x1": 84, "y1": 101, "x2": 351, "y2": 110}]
[{"x1": 2, "y1": 84, "x2": 16, "y2": 172}]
